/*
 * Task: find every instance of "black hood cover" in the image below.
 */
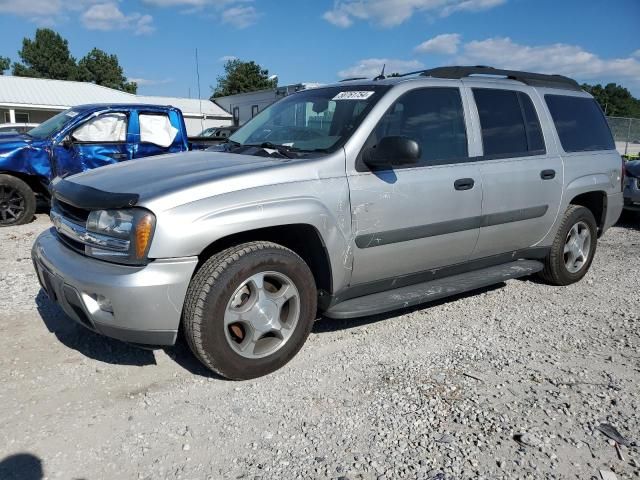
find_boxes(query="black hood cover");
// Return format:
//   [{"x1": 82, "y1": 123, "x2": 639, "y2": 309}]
[{"x1": 51, "y1": 177, "x2": 139, "y2": 210}]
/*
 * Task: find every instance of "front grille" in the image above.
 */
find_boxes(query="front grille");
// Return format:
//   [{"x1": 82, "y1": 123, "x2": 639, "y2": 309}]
[
  {"x1": 54, "y1": 228, "x2": 86, "y2": 256},
  {"x1": 55, "y1": 198, "x2": 90, "y2": 224}
]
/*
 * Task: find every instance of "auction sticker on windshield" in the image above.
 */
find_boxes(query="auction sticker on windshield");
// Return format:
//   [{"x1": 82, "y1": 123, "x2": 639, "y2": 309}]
[{"x1": 332, "y1": 91, "x2": 375, "y2": 100}]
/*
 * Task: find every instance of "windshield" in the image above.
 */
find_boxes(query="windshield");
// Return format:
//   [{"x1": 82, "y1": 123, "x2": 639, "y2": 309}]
[
  {"x1": 229, "y1": 85, "x2": 389, "y2": 153},
  {"x1": 28, "y1": 109, "x2": 81, "y2": 139}
]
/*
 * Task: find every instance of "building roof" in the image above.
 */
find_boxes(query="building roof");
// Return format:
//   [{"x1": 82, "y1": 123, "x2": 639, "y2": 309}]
[{"x1": 0, "y1": 75, "x2": 231, "y2": 119}]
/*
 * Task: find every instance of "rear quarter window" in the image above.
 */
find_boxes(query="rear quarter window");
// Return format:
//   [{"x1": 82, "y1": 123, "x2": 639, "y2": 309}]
[{"x1": 544, "y1": 95, "x2": 615, "y2": 152}]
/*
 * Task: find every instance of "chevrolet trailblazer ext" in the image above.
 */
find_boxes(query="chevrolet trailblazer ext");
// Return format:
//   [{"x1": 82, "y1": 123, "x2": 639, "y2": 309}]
[{"x1": 32, "y1": 67, "x2": 624, "y2": 379}]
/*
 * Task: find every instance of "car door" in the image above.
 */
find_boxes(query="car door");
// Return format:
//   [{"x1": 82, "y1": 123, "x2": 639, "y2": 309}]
[
  {"x1": 54, "y1": 111, "x2": 132, "y2": 178},
  {"x1": 465, "y1": 86, "x2": 563, "y2": 259},
  {"x1": 348, "y1": 86, "x2": 483, "y2": 286},
  {"x1": 132, "y1": 110, "x2": 185, "y2": 158}
]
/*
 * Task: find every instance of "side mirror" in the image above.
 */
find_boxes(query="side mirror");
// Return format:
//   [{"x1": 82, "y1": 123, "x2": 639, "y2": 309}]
[
  {"x1": 363, "y1": 136, "x2": 421, "y2": 168},
  {"x1": 60, "y1": 136, "x2": 73, "y2": 149}
]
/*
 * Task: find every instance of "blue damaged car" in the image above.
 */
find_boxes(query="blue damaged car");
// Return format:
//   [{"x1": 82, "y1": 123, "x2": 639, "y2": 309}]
[{"x1": 0, "y1": 103, "x2": 202, "y2": 226}]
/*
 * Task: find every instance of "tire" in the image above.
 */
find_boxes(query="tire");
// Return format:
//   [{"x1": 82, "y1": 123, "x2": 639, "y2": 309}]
[
  {"x1": 539, "y1": 205, "x2": 598, "y2": 286},
  {"x1": 183, "y1": 241, "x2": 317, "y2": 380},
  {"x1": 0, "y1": 174, "x2": 36, "y2": 226}
]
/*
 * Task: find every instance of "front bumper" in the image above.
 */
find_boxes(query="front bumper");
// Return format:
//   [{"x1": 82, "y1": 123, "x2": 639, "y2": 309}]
[
  {"x1": 623, "y1": 177, "x2": 640, "y2": 211},
  {"x1": 32, "y1": 228, "x2": 198, "y2": 346}
]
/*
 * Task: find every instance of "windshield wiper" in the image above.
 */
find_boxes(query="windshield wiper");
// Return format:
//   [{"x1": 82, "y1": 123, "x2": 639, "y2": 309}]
[{"x1": 244, "y1": 142, "x2": 299, "y2": 159}]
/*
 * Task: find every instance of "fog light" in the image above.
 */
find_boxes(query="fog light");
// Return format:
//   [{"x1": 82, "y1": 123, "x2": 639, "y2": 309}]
[{"x1": 96, "y1": 294, "x2": 113, "y2": 313}]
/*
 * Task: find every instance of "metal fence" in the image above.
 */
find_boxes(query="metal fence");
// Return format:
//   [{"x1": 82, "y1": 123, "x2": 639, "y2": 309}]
[{"x1": 607, "y1": 116, "x2": 640, "y2": 157}]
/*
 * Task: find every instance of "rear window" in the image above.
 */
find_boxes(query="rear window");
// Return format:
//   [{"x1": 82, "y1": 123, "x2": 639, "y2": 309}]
[
  {"x1": 473, "y1": 88, "x2": 545, "y2": 157},
  {"x1": 544, "y1": 95, "x2": 615, "y2": 152}
]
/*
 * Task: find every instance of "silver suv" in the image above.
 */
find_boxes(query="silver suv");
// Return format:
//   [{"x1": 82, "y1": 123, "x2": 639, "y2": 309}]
[{"x1": 32, "y1": 66, "x2": 624, "y2": 379}]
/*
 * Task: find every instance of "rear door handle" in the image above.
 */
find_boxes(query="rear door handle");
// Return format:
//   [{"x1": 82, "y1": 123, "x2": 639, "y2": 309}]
[
  {"x1": 540, "y1": 169, "x2": 556, "y2": 180},
  {"x1": 454, "y1": 178, "x2": 475, "y2": 191},
  {"x1": 109, "y1": 153, "x2": 128, "y2": 160}
]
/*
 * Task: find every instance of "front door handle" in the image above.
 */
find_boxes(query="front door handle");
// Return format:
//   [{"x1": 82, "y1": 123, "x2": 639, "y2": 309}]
[
  {"x1": 109, "y1": 153, "x2": 128, "y2": 160},
  {"x1": 540, "y1": 169, "x2": 556, "y2": 180},
  {"x1": 454, "y1": 178, "x2": 475, "y2": 191}
]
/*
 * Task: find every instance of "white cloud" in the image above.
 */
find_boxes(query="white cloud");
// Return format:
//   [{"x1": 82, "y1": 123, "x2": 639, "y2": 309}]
[
  {"x1": 323, "y1": 0, "x2": 506, "y2": 28},
  {"x1": 632, "y1": 49, "x2": 640, "y2": 58},
  {"x1": 219, "y1": 55, "x2": 238, "y2": 62},
  {"x1": 456, "y1": 37, "x2": 640, "y2": 85},
  {"x1": 82, "y1": 3, "x2": 155, "y2": 34},
  {"x1": 221, "y1": 5, "x2": 259, "y2": 28},
  {"x1": 338, "y1": 58, "x2": 424, "y2": 79},
  {"x1": 0, "y1": 0, "x2": 99, "y2": 24},
  {"x1": 415, "y1": 33, "x2": 461, "y2": 54}
]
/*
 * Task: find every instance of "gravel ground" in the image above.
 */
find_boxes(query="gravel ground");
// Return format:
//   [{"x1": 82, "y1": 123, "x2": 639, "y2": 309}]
[{"x1": 1, "y1": 213, "x2": 639, "y2": 480}]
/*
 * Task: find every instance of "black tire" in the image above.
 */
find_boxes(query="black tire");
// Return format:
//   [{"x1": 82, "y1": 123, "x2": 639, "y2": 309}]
[
  {"x1": 183, "y1": 241, "x2": 317, "y2": 380},
  {"x1": 0, "y1": 174, "x2": 36, "y2": 226},
  {"x1": 539, "y1": 205, "x2": 598, "y2": 286}
]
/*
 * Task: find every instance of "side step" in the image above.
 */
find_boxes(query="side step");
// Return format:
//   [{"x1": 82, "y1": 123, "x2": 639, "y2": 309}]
[{"x1": 324, "y1": 260, "x2": 543, "y2": 319}]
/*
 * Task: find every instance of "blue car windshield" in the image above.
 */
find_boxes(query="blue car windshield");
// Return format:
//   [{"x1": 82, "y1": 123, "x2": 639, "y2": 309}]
[
  {"x1": 28, "y1": 109, "x2": 81, "y2": 139},
  {"x1": 229, "y1": 85, "x2": 390, "y2": 153}
]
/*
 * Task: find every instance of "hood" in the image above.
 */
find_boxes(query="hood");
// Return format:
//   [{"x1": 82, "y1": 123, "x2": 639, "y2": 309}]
[
  {"x1": 0, "y1": 134, "x2": 31, "y2": 152},
  {"x1": 625, "y1": 160, "x2": 640, "y2": 178},
  {"x1": 66, "y1": 150, "x2": 300, "y2": 206}
]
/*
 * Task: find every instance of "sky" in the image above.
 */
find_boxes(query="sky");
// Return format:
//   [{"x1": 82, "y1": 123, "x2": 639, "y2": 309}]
[{"x1": 0, "y1": 0, "x2": 639, "y2": 98}]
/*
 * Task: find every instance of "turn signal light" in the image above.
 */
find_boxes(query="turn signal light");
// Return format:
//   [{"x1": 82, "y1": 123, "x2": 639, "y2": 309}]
[{"x1": 135, "y1": 214, "x2": 154, "y2": 259}]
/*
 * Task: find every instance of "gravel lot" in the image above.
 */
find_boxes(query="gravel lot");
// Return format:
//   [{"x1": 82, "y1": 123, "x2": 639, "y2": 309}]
[{"x1": 1, "y1": 213, "x2": 639, "y2": 480}]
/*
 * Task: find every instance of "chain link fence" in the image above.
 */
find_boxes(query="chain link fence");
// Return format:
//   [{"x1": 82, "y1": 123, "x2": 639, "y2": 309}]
[{"x1": 607, "y1": 116, "x2": 640, "y2": 157}]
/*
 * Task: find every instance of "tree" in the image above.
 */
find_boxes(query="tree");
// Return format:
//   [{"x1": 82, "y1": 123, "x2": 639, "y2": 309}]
[
  {"x1": 582, "y1": 82, "x2": 640, "y2": 118},
  {"x1": 77, "y1": 48, "x2": 137, "y2": 93},
  {"x1": 12, "y1": 28, "x2": 78, "y2": 80},
  {"x1": 212, "y1": 59, "x2": 277, "y2": 98},
  {"x1": 0, "y1": 56, "x2": 10, "y2": 75}
]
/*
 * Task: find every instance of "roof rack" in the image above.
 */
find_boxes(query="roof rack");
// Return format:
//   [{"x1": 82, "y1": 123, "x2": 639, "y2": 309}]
[
  {"x1": 339, "y1": 77, "x2": 368, "y2": 82},
  {"x1": 414, "y1": 66, "x2": 581, "y2": 91}
]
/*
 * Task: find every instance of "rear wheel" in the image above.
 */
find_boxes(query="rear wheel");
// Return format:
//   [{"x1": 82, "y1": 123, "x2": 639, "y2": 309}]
[
  {"x1": 183, "y1": 241, "x2": 317, "y2": 380},
  {"x1": 0, "y1": 174, "x2": 36, "y2": 226},
  {"x1": 539, "y1": 205, "x2": 597, "y2": 286}
]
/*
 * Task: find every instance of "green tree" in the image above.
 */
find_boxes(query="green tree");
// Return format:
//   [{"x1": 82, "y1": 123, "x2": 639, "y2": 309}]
[
  {"x1": 77, "y1": 48, "x2": 137, "y2": 93},
  {"x1": 582, "y1": 82, "x2": 640, "y2": 118},
  {"x1": 12, "y1": 28, "x2": 78, "y2": 80},
  {"x1": 212, "y1": 59, "x2": 277, "y2": 98},
  {"x1": 0, "y1": 56, "x2": 10, "y2": 75}
]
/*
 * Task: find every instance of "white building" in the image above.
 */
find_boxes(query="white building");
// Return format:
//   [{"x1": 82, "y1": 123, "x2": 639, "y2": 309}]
[
  {"x1": 214, "y1": 83, "x2": 322, "y2": 126},
  {"x1": 0, "y1": 75, "x2": 232, "y2": 136}
]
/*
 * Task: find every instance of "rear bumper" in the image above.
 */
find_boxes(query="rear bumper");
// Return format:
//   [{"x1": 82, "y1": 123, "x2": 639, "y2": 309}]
[
  {"x1": 623, "y1": 178, "x2": 640, "y2": 211},
  {"x1": 32, "y1": 228, "x2": 198, "y2": 346}
]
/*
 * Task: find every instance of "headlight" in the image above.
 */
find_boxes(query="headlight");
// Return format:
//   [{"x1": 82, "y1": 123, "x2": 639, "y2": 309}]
[{"x1": 85, "y1": 209, "x2": 155, "y2": 265}]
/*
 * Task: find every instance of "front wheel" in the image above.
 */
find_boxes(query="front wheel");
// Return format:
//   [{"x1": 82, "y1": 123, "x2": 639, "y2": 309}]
[
  {"x1": 539, "y1": 205, "x2": 597, "y2": 286},
  {"x1": 183, "y1": 241, "x2": 317, "y2": 380},
  {"x1": 0, "y1": 174, "x2": 36, "y2": 226}
]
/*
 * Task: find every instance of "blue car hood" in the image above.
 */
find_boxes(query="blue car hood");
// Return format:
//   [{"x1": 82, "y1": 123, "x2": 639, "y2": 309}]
[{"x1": 0, "y1": 135, "x2": 52, "y2": 179}]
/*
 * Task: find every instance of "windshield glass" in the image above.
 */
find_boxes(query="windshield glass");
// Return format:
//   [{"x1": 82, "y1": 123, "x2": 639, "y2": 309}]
[
  {"x1": 28, "y1": 109, "x2": 81, "y2": 139},
  {"x1": 229, "y1": 85, "x2": 389, "y2": 153}
]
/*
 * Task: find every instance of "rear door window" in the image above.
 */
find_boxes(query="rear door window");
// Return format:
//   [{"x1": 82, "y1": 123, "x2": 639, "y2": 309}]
[
  {"x1": 473, "y1": 89, "x2": 546, "y2": 157},
  {"x1": 544, "y1": 95, "x2": 615, "y2": 152},
  {"x1": 139, "y1": 113, "x2": 178, "y2": 148}
]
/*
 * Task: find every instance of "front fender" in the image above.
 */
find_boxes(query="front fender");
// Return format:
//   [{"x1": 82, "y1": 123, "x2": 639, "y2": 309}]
[
  {"x1": 0, "y1": 143, "x2": 51, "y2": 180},
  {"x1": 147, "y1": 178, "x2": 353, "y2": 292}
]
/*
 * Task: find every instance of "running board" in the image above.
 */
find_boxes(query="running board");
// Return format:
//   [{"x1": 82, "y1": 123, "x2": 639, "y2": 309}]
[{"x1": 324, "y1": 260, "x2": 543, "y2": 319}]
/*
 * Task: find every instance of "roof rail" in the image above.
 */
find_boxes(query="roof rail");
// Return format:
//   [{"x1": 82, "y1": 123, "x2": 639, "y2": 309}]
[
  {"x1": 339, "y1": 77, "x2": 368, "y2": 82},
  {"x1": 415, "y1": 66, "x2": 581, "y2": 91}
]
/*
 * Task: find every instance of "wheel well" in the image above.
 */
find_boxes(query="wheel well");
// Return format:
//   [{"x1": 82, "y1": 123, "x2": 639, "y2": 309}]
[
  {"x1": 569, "y1": 191, "x2": 607, "y2": 234},
  {"x1": 0, "y1": 171, "x2": 48, "y2": 196},
  {"x1": 197, "y1": 224, "x2": 333, "y2": 294}
]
